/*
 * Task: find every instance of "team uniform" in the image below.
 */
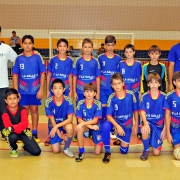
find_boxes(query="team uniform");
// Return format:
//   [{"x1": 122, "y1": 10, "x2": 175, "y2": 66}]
[
  {"x1": 72, "y1": 55, "x2": 101, "y2": 101},
  {"x1": 140, "y1": 91, "x2": 166, "y2": 150},
  {"x1": 164, "y1": 90, "x2": 180, "y2": 146},
  {"x1": 2, "y1": 105, "x2": 41, "y2": 155},
  {"x1": 0, "y1": 42, "x2": 17, "y2": 130},
  {"x1": 47, "y1": 55, "x2": 73, "y2": 96},
  {"x1": 12, "y1": 51, "x2": 45, "y2": 106},
  {"x1": 141, "y1": 62, "x2": 167, "y2": 93},
  {"x1": 76, "y1": 99, "x2": 103, "y2": 146},
  {"x1": 168, "y1": 43, "x2": 180, "y2": 73},
  {"x1": 98, "y1": 53, "x2": 121, "y2": 120},
  {"x1": 44, "y1": 95, "x2": 74, "y2": 144}
]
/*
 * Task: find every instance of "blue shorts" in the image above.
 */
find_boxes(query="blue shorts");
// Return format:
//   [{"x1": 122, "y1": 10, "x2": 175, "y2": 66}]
[
  {"x1": 100, "y1": 89, "x2": 114, "y2": 105},
  {"x1": 19, "y1": 94, "x2": 41, "y2": 106},
  {"x1": 116, "y1": 127, "x2": 132, "y2": 144},
  {"x1": 49, "y1": 127, "x2": 66, "y2": 145},
  {"x1": 171, "y1": 127, "x2": 180, "y2": 146}
]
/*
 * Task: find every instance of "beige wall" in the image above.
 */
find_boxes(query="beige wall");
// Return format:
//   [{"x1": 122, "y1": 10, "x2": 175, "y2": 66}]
[{"x1": 0, "y1": 0, "x2": 180, "y2": 31}]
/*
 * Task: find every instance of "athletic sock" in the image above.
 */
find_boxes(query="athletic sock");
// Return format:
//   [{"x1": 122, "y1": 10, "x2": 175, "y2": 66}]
[
  {"x1": 32, "y1": 130, "x2": 38, "y2": 135},
  {"x1": 142, "y1": 139, "x2": 149, "y2": 151},
  {"x1": 79, "y1": 147, "x2": 85, "y2": 154},
  {"x1": 64, "y1": 137, "x2": 72, "y2": 150}
]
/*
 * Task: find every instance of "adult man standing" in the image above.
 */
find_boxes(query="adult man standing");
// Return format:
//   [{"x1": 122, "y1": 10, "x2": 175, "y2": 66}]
[{"x1": 0, "y1": 26, "x2": 17, "y2": 132}]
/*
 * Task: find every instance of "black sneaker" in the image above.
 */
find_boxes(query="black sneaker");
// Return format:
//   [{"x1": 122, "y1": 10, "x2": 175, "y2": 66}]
[
  {"x1": 75, "y1": 153, "x2": 85, "y2": 162},
  {"x1": 137, "y1": 132, "x2": 142, "y2": 139},
  {"x1": 102, "y1": 152, "x2": 111, "y2": 164},
  {"x1": 140, "y1": 151, "x2": 149, "y2": 161}
]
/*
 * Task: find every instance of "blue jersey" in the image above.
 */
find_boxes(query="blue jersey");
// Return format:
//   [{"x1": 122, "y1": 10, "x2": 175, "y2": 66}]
[
  {"x1": 48, "y1": 55, "x2": 73, "y2": 92},
  {"x1": 98, "y1": 53, "x2": 121, "y2": 90},
  {"x1": 106, "y1": 90, "x2": 138, "y2": 129},
  {"x1": 168, "y1": 43, "x2": 180, "y2": 73},
  {"x1": 140, "y1": 91, "x2": 166, "y2": 127},
  {"x1": 12, "y1": 52, "x2": 45, "y2": 95},
  {"x1": 119, "y1": 60, "x2": 142, "y2": 94},
  {"x1": 45, "y1": 95, "x2": 74, "y2": 129},
  {"x1": 72, "y1": 56, "x2": 101, "y2": 94},
  {"x1": 76, "y1": 99, "x2": 102, "y2": 121}
]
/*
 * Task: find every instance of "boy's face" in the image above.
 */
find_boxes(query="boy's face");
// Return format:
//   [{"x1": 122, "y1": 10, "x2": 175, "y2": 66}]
[
  {"x1": 124, "y1": 48, "x2": 135, "y2": 59},
  {"x1": 22, "y1": 38, "x2": 34, "y2": 52},
  {"x1": 148, "y1": 79, "x2": 160, "y2": 91},
  {"x1": 148, "y1": 51, "x2": 161, "y2": 61},
  {"x1": 52, "y1": 83, "x2": 65, "y2": 98},
  {"x1": 84, "y1": 89, "x2": 96, "y2": 100},
  {"x1": 82, "y1": 43, "x2": 93, "y2": 56},
  {"x1": 173, "y1": 78, "x2": 180, "y2": 89},
  {"x1": 5, "y1": 94, "x2": 19, "y2": 108},
  {"x1": 57, "y1": 42, "x2": 68, "y2": 55},
  {"x1": 105, "y1": 43, "x2": 115, "y2": 53},
  {"x1": 111, "y1": 79, "x2": 124, "y2": 92}
]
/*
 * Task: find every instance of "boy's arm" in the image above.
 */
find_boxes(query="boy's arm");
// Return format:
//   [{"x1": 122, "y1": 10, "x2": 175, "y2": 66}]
[
  {"x1": 37, "y1": 73, "x2": 45, "y2": 99},
  {"x1": 168, "y1": 62, "x2": 174, "y2": 91},
  {"x1": 133, "y1": 111, "x2": 139, "y2": 134},
  {"x1": 96, "y1": 77, "x2": 100, "y2": 100},
  {"x1": 73, "y1": 76, "x2": 77, "y2": 101},
  {"x1": 46, "y1": 72, "x2": 52, "y2": 98},
  {"x1": 165, "y1": 109, "x2": 173, "y2": 144},
  {"x1": 68, "y1": 74, "x2": 73, "y2": 98},
  {"x1": 13, "y1": 75, "x2": 19, "y2": 91}
]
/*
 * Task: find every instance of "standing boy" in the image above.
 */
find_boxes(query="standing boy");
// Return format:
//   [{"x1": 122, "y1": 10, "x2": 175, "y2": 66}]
[
  {"x1": 102, "y1": 73, "x2": 138, "y2": 163},
  {"x1": 12, "y1": 35, "x2": 45, "y2": 143},
  {"x1": 45, "y1": 79, "x2": 75, "y2": 157},
  {"x1": 139, "y1": 73, "x2": 166, "y2": 160},
  {"x1": 75, "y1": 83, "x2": 103, "y2": 162}
]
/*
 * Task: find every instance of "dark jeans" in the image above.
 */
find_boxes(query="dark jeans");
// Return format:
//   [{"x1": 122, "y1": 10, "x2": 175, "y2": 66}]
[{"x1": 7, "y1": 132, "x2": 41, "y2": 156}]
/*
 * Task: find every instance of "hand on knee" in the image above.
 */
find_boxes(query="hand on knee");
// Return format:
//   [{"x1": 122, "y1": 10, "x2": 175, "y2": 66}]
[{"x1": 120, "y1": 146, "x2": 129, "y2": 154}]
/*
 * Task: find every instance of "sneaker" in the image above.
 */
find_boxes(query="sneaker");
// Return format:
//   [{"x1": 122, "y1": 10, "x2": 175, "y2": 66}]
[
  {"x1": 44, "y1": 137, "x2": 50, "y2": 146},
  {"x1": 140, "y1": 151, "x2": 149, "y2": 161},
  {"x1": 63, "y1": 148, "x2": 75, "y2": 158},
  {"x1": 73, "y1": 135, "x2": 78, "y2": 142},
  {"x1": 75, "y1": 153, "x2": 85, "y2": 162},
  {"x1": 10, "y1": 150, "x2": 18, "y2": 158},
  {"x1": 110, "y1": 132, "x2": 116, "y2": 139},
  {"x1": 17, "y1": 140, "x2": 22, "y2": 143},
  {"x1": 137, "y1": 133, "x2": 142, "y2": 139},
  {"x1": 102, "y1": 152, "x2": 111, "y2": 164},
  {"x1": 33, "y1": 134, "x2": 40, "y2": 143}
]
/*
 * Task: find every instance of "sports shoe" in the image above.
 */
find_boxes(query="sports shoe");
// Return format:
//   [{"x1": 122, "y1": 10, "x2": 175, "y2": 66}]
[
  {"x1": 140, "y1": 151, "x2": 149, "y2": 161},
  {"x1": 73, "y1": 135, "x2": 78, "y2": 142},
  {"x1": 63, "y1": 148, "x2": 75, "y2": 158},
  {"x1": 44, "y1": 137, "x2": 50, "y2": 146},
  {"x1": 137, "y1": 132, "x2": 142, "y2": 139},
  {"x1": 102, "y1": 152, "x2": 111, "y2": 164},
  {"x1": 33, "y1": 134, "x2": 40, "y2": 143},
  {"x1": 10, "y1": 150, "x2": 18, "y2": 158},
  {"x1": 75, "y1": 153, "x2": 85, "y2": 162},
  {"x1": 110, "y1": 132, "x2": 116, "y2": 139}
]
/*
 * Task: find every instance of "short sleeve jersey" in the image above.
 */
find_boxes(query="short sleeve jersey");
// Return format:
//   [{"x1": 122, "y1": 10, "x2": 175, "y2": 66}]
[
  {"x1": 106, "y1": 90, "x2": 138, "y2": 128},
  {"x1": 12, "y1": 52, "x2": 45, "y2": 94},
  {"x1": 45, "y1": 95, "x2": 74, "y2": 128},
  {"x1": 76, "y1": 99, "x2": 102, "y2": 121},
  {"x1": 72, "y1": 56, "x2": 101, "y2": 94},
  {"x1": 119, "y1": 60, "x2": 142, "y2": 94},
  {"x1": 164, "y1": 90, "x2": 180, "y2": 130},
  {"x1": 98, "y1": 53, "x2": 121, "y2": 90},
  {"x1": 168, "y1": 43, "x2": 180, "y2": 73},
  {"x1": 48, "y1": 55, "x2": 73, "y2": 92},
  {"x1": 140, "y1": 91, "x2": 166, "y2": 127}
]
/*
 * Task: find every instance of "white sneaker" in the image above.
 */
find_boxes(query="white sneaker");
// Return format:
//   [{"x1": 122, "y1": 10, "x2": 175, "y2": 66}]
[
  {"x1": 63, "y1": 148, "x2": 75, "y2": 158},
  {"x1": 110, "y1": 132, "x2": 116, "y2": 139}
]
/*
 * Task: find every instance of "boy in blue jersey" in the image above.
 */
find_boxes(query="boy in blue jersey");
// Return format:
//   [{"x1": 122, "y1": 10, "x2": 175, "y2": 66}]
[
  {"x1": 12, "y1": 35, "x2": 45, "y2": 143},
  {"x1": 44, "y1": 79, "x2": 75, "y2": 157},
  {"x1": 141, "y1": 45, "x2": 167, "y2": 94},
  {"x1": 72, "y1": 38, "x2": 101, "y2": 102},
  {"x1": 139, "y1": 73, "x2": 166, "y2": 161},
  {"x1": 98, "y1": 35, "x2": 121, "y2": 139},
  {"x1": 165, "y1": 71, "x2": 180, "y2": 152},
  {"x1": 46, "y1": 38, "x2": 73, "y2": 98},
  {"x1": 75, "y1": 83, "x2": 102, "y2": 162},
  {"x1": 102, "y1": 73, "x2": 138, "y2": 163},
  {"x1": 118, "y1": 44, "x2": 142, "y2": 142}
]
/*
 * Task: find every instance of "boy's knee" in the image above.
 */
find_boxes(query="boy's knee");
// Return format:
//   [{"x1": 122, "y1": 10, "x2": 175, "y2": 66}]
[
  {"x1": 32, "y1": 148, "x2": 41, "y2": 156},
  {"x1": 52, "y1": 149, "x2": 60, "y2": 154},
  {"x1": 120, "y1": 146, "x2": 129, "y2": 154},
  {"x1": 65, "y1": 124, "x2": 74, "y2": 134},
  {"x1": 153, "y1": 150, "x2": 160, "y2": 156}
]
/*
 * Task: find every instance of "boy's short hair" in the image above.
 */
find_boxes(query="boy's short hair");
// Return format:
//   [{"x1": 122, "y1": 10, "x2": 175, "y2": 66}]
[
  {"x1": 4, "y1": 88, "x2": 19, "y2": 99},
  {"x1": 124, "y1": 44, "x2": 135, "y2": 52},
  {"x1": 110, "y1": 73, "x2": 124, "y2": 84},
  {"x1": 57, "y1": 38, "x2": 69, "y2": 47},
  {"x1": 22, "y1": 35, "x2": 34, "y2": 44},
  {"x1": 12, "y1": 31, "x2": 16, "y2": 34},
  {"x1": 51, "y1": 78, "x2": 65, "y2": 89},
  {"x1": 148, "y1": 45, "x2": 161, "y2": 53},
  {"x1": 0, "y1": 26, "x2": 1, "y2": 32},
  {"x1": 147, "y1": 72, "x2": 161, "y2": 84},
  {"x1": 173, "y1": 71, "x2": 180, "y2": 82},
  {"x1": 105, "y1": 35, "x2": 116, "y2": 44},
  {"x1": 84, "y1": 83, "x2": 97, "y2": 92},
  {"x1": 82, "y1": 38, "x2": 93, "y2": 47}
]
